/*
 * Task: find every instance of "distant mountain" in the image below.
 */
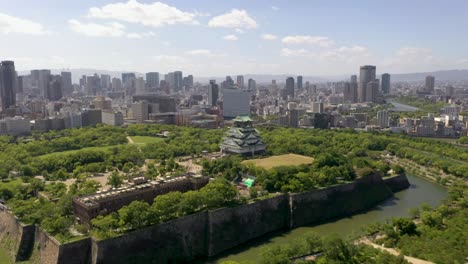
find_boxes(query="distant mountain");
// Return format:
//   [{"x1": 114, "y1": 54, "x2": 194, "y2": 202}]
[
  {"x1": 390, "y1": 69, "x2": 468, "y2": 82},
  {"x1": 18, "y1": 69, "x2": 468, "y2": 84}
]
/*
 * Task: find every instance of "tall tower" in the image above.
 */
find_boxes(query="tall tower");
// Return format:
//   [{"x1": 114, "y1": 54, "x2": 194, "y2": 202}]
[
  {"x1": 297, "y1": 76, "x2": 303, "y2": 91},
  {"x1": 286, "y1": 77, "x2": 295, "y2": 99},
  {"x1": 146, "y1": 72, "x2": 160, "y2": 91},
  {"x1": 425, "y1": 75, "x2": 435, "y2": 93},
  {"x1": 0, "y1": 61, "x2": 17, "y2": 111},
  {"x1": 358, "y1": 65, "x2": 376, "y2": 102},
  {"x1": 208, "y1": 80, "x2": 219, "y2": 106},
  {"x1": 237, "y1": 75, "x2": 244, "y2": 89},
  {"x1": 61, "y1": 71, "x2": 72, "y2": 96},
  {"x1": 248, "y1": 78, "x2": 256, "y2": 93},
  {"x1": 381, "y1": 73, "x2": 391, "y2": 94}
]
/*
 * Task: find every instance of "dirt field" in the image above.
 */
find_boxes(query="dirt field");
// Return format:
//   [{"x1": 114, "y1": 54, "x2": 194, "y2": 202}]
[{"x1": 242, "y1": 153, "x2": 314, "y2": 170}]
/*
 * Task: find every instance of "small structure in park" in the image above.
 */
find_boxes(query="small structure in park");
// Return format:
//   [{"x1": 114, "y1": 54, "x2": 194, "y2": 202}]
[{"x1": 220, "y1": 115, "x2": 266, "y2": 156}]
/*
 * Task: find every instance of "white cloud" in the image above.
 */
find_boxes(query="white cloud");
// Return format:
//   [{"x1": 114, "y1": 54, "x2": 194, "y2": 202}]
[
  {"x1": 282, "y1": 35, "x2": 335, "y2": 47},
  {"x1": 262, "y1": 34, "x2": 278, "y2": 40},
  {"x1": 281, "y1": 48, "x2": 314, "y2": 57},
  {"x1": 394, "y1": 47, "x2": 434, "y2": 63},
  {"x1": 88, "y1": 0, "x2": 199, "y2": 27},
  {"x1": 126, "y1": 31, "x2": 156, "y2": 39},
  {"x1": 320, "y1": 45, "x2": 370, "y2": 61},
  {"x1": 68, "y1": 19, "x2": 126, "y2": 37},
  {"x1": 382, "y1": 47, "x2": 438, "y2": 72},
  {"x1": 0, "y1": 12, "x2": 50, "y2": 35},
  {"x1": 271, "y1": 6, "x2": 280, "y2": 11},
  {"x1": 208, "y1": 9, "x2": 258, "y2": 29},
  {"x1": 186, "y1": 49, "x2": 212, "y2": 55},
  {"x1": 223, "y1": 34, "x2": 238, "y2": 41},
  {"x1": 235, "y1": 28, "x2": 245, "y2": 34},
  {"x1": 152, "y1": 55, "x2": 186, "y2": 64}
]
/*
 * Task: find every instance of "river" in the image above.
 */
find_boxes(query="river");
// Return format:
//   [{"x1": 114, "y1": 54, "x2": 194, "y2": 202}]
[{"x1": 210, "y1": 175, "x2": 447, "y2": 263}]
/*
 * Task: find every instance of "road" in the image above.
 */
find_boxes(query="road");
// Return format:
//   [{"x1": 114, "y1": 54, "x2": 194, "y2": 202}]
[{"x1": 358, "y1": 238, "x2": 434, "y2": 264}]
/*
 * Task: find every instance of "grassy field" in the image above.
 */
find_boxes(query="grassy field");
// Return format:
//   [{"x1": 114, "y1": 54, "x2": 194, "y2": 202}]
[
  {"x1": 38, "y1": 145, "x2": 119, "y2": 158},
  {"x1": 242, "y1": 153, "x2": 314, "y2": 170},
  {"x1": 129, "y1": 136, "x2": 164, "y2": 144},
  {"x1": 0, "y1": 248, "x2": 12, "y2": 264}
]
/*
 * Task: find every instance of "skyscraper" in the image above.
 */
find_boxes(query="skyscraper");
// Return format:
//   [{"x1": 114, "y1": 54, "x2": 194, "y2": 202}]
[
  {"x1": 365, "y1": 80, "x2": 379, "y2": 103},
  {"x1": 61, "y1": 72, "x2": 72, "y2": 96},
  {"x1": 248, "y1": 78, "x2": 256, "y2": 93},
  {"x1": 174, "y1": 71, "x2": 183, "y2": 92},
  {"x1": 122, "y1": 73, "x2": 136, "y2": 86},
  {"x1": 111, "y1": 78, "x2": 122, "y2": 91},
  {"x1": 0, "y1": 61, "x2": 17, "y2": 111},
  {"x1": 297, "y1": 75, "x2": 303, "y2": 91},
  {"x1": 47, "y1": 75, "x2": 63, "y2": 101},
  {"x1": 146, "y1": 72, "x2": 159, "y2": 90},
  {"x1": 100, "y1": 74, "x2": 111, "y2": 91},
  {"x1": 237, "y1": 75, "x2": 244, "y2": 89},
  {"x1": 358, "y1": 65, "x2": 376, "y2": 102},
  {"x1": 208, "y1": 80, "x2": 219, "y2": 106},
  {"x1": 286, "y1": 77, "x2": 295, "y2": 99},
  {"x1": 425, "y1": 75, "x2": 435, "y2": 93},
  {"x1": 381, "y1": 73, "x2": 391, "y2": 94},
  {"x1": 350, "y1": 75, "x2": 357, "y2": 83},
  {"x1": 343, "y1": 82, "x2": 358, "y2": 103}
]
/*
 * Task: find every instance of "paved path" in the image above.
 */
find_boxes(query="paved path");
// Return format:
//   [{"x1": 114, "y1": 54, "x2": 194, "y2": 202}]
[
  {"x1": 127, "y1": 136, "x2": 134, "y2": 144},
  {"x1": 358, "y1": 238, "x2": 434, "y2": 264}
]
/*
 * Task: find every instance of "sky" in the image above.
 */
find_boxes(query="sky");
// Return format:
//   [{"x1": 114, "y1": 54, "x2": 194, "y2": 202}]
[{"x1": 1, "y1": 0, "x2": 468, "y2": 77}]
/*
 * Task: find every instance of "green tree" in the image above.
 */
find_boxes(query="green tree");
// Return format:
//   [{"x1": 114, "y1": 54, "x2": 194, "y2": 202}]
[
  {"x1": 118, "y1": 201, "x2": 152, "y2": 230},
  {"x1": 107, "y1": 171, "x2": 123, "y2": 188}
]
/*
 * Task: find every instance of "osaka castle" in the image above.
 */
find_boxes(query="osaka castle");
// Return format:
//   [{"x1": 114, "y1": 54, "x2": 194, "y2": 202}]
[{"x1": 220, "y1": 115, "x2": 266, "y2": 156}]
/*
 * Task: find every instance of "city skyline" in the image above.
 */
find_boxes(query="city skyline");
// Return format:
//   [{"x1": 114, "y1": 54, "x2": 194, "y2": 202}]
[{"x1": 1, "y1": 0, "x2": 468, "y2": 76}]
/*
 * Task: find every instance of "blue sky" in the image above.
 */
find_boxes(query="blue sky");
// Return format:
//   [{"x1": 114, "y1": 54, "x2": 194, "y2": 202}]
[{"x1": 1, "y1": 0, "x2": 467, "y2": 76}]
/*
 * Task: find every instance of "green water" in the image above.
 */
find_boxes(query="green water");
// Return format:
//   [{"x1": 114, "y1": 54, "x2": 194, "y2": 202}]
[{"x1": 211, "y1": 175, "x2": 447, "y2": 263}]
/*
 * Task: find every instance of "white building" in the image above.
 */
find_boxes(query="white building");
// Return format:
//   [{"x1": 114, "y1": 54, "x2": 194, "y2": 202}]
[
  {"x1": 102, "y1": 111, "x2": 124, "y2": 126},
  {"x1": 377, "y1": 110, "x2": 389, "y2": 128}
]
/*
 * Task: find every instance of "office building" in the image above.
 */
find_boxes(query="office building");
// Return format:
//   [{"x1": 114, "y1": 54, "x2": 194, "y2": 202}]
[
  {"x1": 343, "y1": 82, "x2": 358, "y2": 103},
  {"x1": 311, "y1": 101, "x2": 324, "y2": 113},
  {"x1": 297, "y1": 76, "x2": 303, "y2": 91},
  {"x1": 174, "y1": 71, "x2": 183, "y2": 92},
  {"x1": 102, "y1": 111, "x2": 124, "y2": 126},
  {"x1": 0, "y1": 61, "x2": 17, "y2": 111},
  {"x1": 377, "y1": 110, "x2": 389, "y2": 128},
  {"x1": 86, "y1": 74, "x2": 101, "y2": 96},
  {"x1": 208, "y1": 80, "x2": 219, "y2": 106},
  {"x1": 286, "y1": 77, "x2": 295, "y2": 99},
  {"x1": 133, "y1": 95, "x2": 176, "y2": 113},
  {"x1": 122, "y1": 73, "x2": 136, "y2": 87},
  {"x1": 248, "y1": 78, "x2": 256, "y2": 93},
  {"x1": 365, "y1": 80, "x2": 379, "y2": 103},
  {"x1": 111, "y1": 77, "x2": 122, "y2": 91},
  {"x1": 425, "y1": 75, "x2": 435, "y2": 93},
  {"x1": 350, "y1": 75, "x2": 357, "y2": 83},
  {"x1": 61, "y1": 72, "x2": 72, "y2": 96},
  {"x1": 81, "y1": 109, "x2": 102, "y2": 127},
  {"x1": 445, "y1": 86, "x2": 455, "y2": 97},
  {"x1": 146, "y1": 72, "x2": 160, "y2": 91},
  {"x1": 47, "y1": 75, "x2": 63, "y2": 101},
  {"x1": 135, "y1": 77, "x2": 145, "y2": 95},
  {"x1": 100, "y1": 74, "x2": 111, "y2": 91},
  {"x1": 358, "y1": 65, "x2": 376, "y2": 102},
  {"x1": 132, "y1": 101, "x2": 149, "y2": 123},
  {"x1": 222, "y1": 87, "x2": 250, "y2": 118},
  {"x1": 184, "y1": 75, "x2": 193, "y2": 90},
  {"x1": 237, "y1": 75, "x2": 244, "y2": 89},
  {"x1": 381, "y1": 73, "x2": 390, "y2": 94}
]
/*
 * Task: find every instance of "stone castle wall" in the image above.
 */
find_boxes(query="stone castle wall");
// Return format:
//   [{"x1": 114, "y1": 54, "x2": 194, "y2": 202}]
[
  {"x1": 0, "y1": 207, "x2": 35, "y2": 262},
  {"x1": 0, "y1": 174, "x2": 410, "y2": 264}
]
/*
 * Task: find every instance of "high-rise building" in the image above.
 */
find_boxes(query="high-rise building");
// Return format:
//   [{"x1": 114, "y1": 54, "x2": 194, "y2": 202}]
[
  {"x1": 111, "y1": 78, "x2": 122, "y2": 91},
  {"x1": 222, "y1": 76, "x2": 235, "y2": 90},
  {"x1": 350, "y1": 75, "x2": 358, "y2": 83},
  {"x1": 343, "y1": 82, "x2": 358, "y2": 103},
  {"x1": 47, "y1": 75, "x2": 63, "y2": 101},
  {"x1": 297, "y1": 76, "x2": 303, "y2": 91},
  {"x1": 286, "y1": 77, "x2": 295, "y2": 99},
  {"x1": 31, "y1": 69, "x2": 51, "y2": 99},
  {"x1": 61, "y1": 72, "x2": 72, "y2": 96},
  {"x1": 425, "y1": 75, "x2": 435, "y2": 93},
  {"x1": 358, "y1": 65, "x2": 376, "y2": 102},
  {"x1": 208, "y1": 80, "x2": 219, "y2": 106},
  {"x1": 132, "y1": 101, "x2": 149, "y2": 123},
  {"x1": 237, "y1": 75, "x2": 244, "y2": 89},
  {"x1": 377, "y1": 110, "x2": 389, "y2": 128},
  {"x1": 445, "y1": 86, "x2": 455, "y2": 97},
  {"x1": 222, "y1": 87, "x2": 250, "y2": 118},
  {"x1": 365, "y1": 80, "x2": 379, "y2": 103},
  {"x1": 0, "y1": 61, "x2": 17, "y2": 111},
  {"x1": 100, "y1": 74, "x2": 111, "y2": 91},
  {"x1": 146, "y1": 72, "x2": 160, "y2": 90},
  {"x1": 248, "y1": 78, "x2": 256, "y2": 93},
  {"x1": 184, "y1": 75, "x2": 194, "y2": 90},
  {"x1": 381, "y1": 73, "x2": 390, "y2": 94},
  {"x1": 122, "y1": 73, "x2": 136, "y2": 87},
  {"x1": 135, "y1": 77, "x2": 146, "y2": 95},
  {"x1": 86, "y1": 74, "x2": 101, "y2": 96},
  {"x1": 174, "y1": 71, "x2": 183, "y2": 92}
]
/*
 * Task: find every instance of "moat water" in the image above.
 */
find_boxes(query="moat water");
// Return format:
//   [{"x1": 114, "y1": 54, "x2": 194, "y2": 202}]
[{"x1": 208, "y1": 175, "x2": 447, "y2": 263}]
